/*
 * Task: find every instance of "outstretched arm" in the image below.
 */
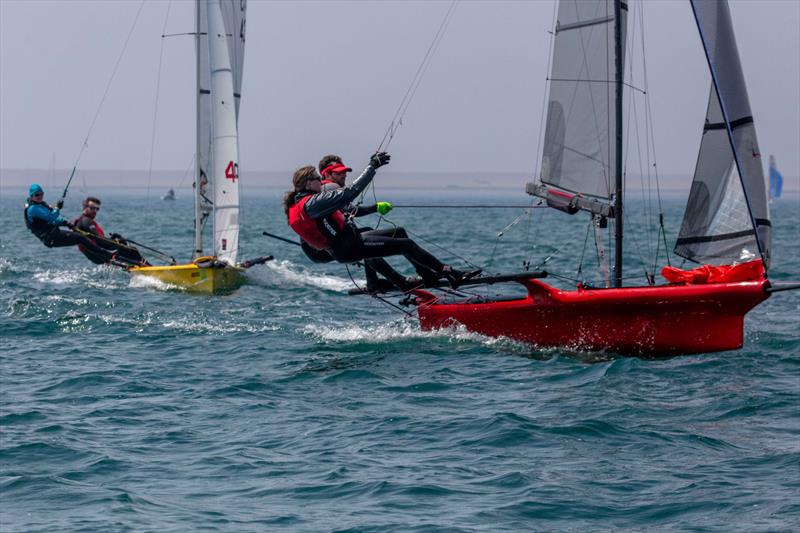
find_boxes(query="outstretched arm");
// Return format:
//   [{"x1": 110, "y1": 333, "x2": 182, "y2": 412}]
[
  {"x1": 304, "y1": 165, "x2": 377, "y2": 218},
  {"x1": 305, "y1": 153, "x2": 390, "y2": 218}
]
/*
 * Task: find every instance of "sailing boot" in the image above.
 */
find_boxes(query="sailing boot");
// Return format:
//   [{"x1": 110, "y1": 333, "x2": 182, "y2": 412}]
[
  {"x1": 401, "y1": 276, "x2": 425, "y2": 291},
  {"x1": 381, "y1": 271, "x2": 424, "y2": 293},
  {"x1": 365, "y1": 278, "x2": 397, "y2": 294},
  {"x1": 442, "y1": 265, "x2": 482, "y2": 289}
]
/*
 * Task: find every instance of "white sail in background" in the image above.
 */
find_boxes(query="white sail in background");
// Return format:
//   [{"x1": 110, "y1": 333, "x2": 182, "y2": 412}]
[
  {"x1": 676, "y1": 0, "x2": 770, "y2": 267},
  {"x1": 207, "y1": 0, "x2": 240, "y2": 265},
  {"x1": 194, "y1": 0, "x2": 246, "y2": 260},
  {"x1": 528, "y1": 0, "x2": 627, "y2": 217}
]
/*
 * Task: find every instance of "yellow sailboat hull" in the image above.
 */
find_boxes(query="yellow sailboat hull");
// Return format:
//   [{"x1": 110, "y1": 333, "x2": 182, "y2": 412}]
[{"x1": 129, "y1": 260, "x2": 245, "y2": 294}]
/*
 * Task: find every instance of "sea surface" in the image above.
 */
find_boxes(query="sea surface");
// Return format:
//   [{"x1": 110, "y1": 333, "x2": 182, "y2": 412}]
[{"x1": 1, "y1": 186, "x2": 798, "y2": 532}]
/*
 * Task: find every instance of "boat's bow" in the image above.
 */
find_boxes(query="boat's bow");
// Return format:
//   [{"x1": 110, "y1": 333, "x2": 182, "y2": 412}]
[{"x1": 129, "y1": 256, "x2": 245, "y2": 294}]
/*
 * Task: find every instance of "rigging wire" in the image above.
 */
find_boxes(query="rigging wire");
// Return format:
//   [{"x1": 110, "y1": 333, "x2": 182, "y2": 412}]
[
  {"x1": 176, "y1": 153, "x2": 197, "y2": 190},
  {"x1": 376, "y1": 0, "x2": 460, "y2": 152},
  {"x1": 61, "y1": 0, "x2": 147, "y2": 202},
  {"x1": 638, "y1": 1, "x2": 670, "y2": 269},
  {"x1": 391, "y1": 204, "x2": 549, "y2": 209},
  {"x1": 146, "y1": 0, "x2": 173, "y2": 201},
  {"x1": 344, "y1": 264, "x2": 415, "y2": 318},
  {"x1": 621, "y1": 3, "x2": 656, "y2": 283},
  {"x1": 356, "y1": 1, "x2": 459, "y2": 213},
  {"x1": 484, "y1": 204, "x2": 538, "y2": 277},
  {"x1": 533, "y1": 0, "x2": 560, "y2": 175},
  {"x1": 576, "y1": 217, "x2": 593, "y2": 279},
  {"x1": 380, "y1": 215, "x2": 484, "y2": 272}
]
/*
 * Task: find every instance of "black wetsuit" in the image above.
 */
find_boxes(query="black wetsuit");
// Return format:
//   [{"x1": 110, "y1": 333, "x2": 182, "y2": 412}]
[
  {"x1": 73, "y1": 214, "x2": 147, "y2": 266},
  {"x1": 298, "y1": 165, "x2": 447, "y2": 284},
  {"x1": 301, "y1": 179, "x2": 420, "y2": 288},
  {"x1": 24, "y1": 201, "x2": 115, "y2": 261}
]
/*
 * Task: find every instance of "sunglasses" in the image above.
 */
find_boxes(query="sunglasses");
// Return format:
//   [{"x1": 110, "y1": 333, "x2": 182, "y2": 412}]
[{"x1": 86, "y1": 205, "x2": 101, "y2": 211}]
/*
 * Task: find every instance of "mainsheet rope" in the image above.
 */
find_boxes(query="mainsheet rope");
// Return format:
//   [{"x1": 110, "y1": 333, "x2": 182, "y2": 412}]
[
  {"x1": 344, "y1": 264, "x2": 415, "y2": 318},
  {"x1": 357, "y1": 0, "x2": 459, "y2": 215},
  {"x1": 146, "y1": 0, "x2": 173, "y2": 200},
  {"x1": 61, "y1": 0, "x2": 147, "y2": 204},
  {"x1": 376, "y1": 0, "x2": 460, "y2": 153}
]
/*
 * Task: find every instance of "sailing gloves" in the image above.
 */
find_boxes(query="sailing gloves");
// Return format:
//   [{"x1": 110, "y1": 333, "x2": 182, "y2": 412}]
[
  {"x1": 55, "y1": 200, "x2": 64, "y2": 210},
  {"x1": 370, "y1": 152, "x2": 391, "y2": 169},
  {"x1": 370, "y1": 153, "x2": 392, "y2": 215},
  {"x1": 376, "y1": 202, "x2": 393, "y2": 216}
]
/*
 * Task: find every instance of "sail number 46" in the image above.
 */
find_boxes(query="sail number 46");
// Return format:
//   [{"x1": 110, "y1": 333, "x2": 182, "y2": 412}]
[{"x1": 225, "y1": 161, "x2": 239, "y2": 182}]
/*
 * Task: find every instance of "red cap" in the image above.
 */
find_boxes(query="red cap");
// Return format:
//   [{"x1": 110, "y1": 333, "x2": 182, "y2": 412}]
[{"x1": 320, "y1": 163, "x2": 352, "y2": 176}]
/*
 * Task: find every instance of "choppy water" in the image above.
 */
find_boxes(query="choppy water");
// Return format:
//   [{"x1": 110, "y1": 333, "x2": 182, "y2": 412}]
[{"x1": 1, "y1": 187, "x2": 798, "y2": 532}]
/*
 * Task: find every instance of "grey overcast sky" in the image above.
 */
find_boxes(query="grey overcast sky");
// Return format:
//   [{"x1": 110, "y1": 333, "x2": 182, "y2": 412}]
[{"x1": 1, "y1": 0, "x2": 798, "y2": 180}]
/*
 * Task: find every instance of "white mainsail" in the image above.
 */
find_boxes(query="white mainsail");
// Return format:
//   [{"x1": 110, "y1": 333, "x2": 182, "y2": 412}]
[
  {"x1": 528, "y1": 0, "x2": 627, "y2": 217},
  {"x1": 194, "y1": 0, "x2": 246, "y2": 262},
  {"x1": 675, "y1": 0, "x2": 770, "y2": 267},
  {"x1": 207, "y1": 0, "x2": 240, "y2": 265},
  {"x1": 219, "y1": 0, "x2": 246, "y2": 119}
]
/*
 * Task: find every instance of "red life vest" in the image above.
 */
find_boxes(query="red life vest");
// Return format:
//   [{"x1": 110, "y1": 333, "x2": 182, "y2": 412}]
[
  {"x1": 73, "y1": 215, "x2": 105, "y2": 254},
  {"x1": 288, "y1": 195, "x2": 346, "y2": 250}
]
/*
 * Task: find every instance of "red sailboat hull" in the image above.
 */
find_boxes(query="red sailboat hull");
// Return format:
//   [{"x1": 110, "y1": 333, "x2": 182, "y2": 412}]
[{"x1": 414, "y1": 278, "x2": 770, "y2": 356}]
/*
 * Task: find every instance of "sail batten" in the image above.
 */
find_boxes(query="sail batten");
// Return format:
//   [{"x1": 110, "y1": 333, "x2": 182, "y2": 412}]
[{"x1": 676, "y1": 0, "x2": 770, "y2": 268}]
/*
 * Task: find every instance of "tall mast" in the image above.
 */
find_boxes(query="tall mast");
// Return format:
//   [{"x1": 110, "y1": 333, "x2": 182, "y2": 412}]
[
  {"x1": 193, "y1": 0, "x2": 203, "y2": 258},
  {"x1": 613, "y1": 0, "x2": 624, "y2": 288}
]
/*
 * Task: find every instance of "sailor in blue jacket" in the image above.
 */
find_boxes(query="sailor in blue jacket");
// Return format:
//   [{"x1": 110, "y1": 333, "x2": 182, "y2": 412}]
[{"x1": 24, "y1": 183, "x2": 115, "y2": 260}]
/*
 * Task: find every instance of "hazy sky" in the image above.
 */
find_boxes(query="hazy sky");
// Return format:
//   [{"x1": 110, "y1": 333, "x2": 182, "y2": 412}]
[{"x1": 1, "y1": 0, "x2": 798, "y2": 181}]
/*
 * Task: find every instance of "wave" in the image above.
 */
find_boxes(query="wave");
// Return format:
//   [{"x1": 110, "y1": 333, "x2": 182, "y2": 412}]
[
  {"x1": 127, "y1": 274, "x2": 181, "y2": 292},
  {"x1": 91, "y1": 311, "x2": 280, "y2": 335},
  {"x1": 256, "y1": 259, "x2": 355, "y2": 292},
  {"x1": 303, "y1": 319, "x2": 532, "y2": 352},
  {"x1": 31, "y1": 265, "x2": 124, "y2": 290}
]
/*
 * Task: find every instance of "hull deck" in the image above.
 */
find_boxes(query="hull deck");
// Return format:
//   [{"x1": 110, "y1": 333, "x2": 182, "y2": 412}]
[
  {"x1": 129, "y1": 262, "x2": 245, "y2": 294},
  {"x1": 414, "y1": 278, "x2": 770, "y2": 356}
]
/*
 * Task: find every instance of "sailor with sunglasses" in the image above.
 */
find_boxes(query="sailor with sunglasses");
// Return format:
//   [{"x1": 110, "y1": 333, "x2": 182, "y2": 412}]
[{"x1": 24, "y1": 183, "x2": 116, "y2": 261}]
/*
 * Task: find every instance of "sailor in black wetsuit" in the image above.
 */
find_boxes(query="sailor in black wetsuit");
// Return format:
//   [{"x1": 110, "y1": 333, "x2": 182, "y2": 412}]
[
  {"x1": 72, "y1": 196, "x2": 149, "y2": 266},
  {"x1": 301, "y1": 154, "x2": 406, "y2": 292},
  {"x1": 23, "y1": 183, "x2": 116, "y2": 261},
  {"x1": 284, "y1": 153, "x2": 472, "y2": 290}
]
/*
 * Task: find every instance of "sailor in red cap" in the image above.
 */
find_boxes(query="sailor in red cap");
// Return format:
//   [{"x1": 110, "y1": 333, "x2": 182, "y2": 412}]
[
  {"x1": 318, "y1": 154, "x2": 391, "y2": 216},
  {"x1": 285, "y1": 153, "x2": 475, "y2": 291},
  {"x1": 300, "y1": 154, "x2": 401, "y2": 292}
]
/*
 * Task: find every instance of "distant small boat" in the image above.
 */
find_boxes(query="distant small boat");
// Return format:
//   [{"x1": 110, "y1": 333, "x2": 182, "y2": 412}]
[
  {"x1": 769, "y1": 155, "x2": 783, "y2": 201},
  {"x1": 161, "y1": 188, "x2": 176, "y2": 201}
]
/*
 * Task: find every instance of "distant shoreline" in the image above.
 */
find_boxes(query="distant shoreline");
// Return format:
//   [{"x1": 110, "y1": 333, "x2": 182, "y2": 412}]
[{"x1": 2, "y1": 168, "x2": 798, "y2": 194}]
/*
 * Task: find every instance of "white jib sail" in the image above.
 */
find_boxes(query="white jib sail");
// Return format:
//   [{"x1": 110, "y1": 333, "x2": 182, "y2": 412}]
[
  {"x1": 676, "y1": 0, "x2": 770, "y2": 267},
  {"x1": 207, "y1": 0, "x2": 240, "y2": 265}
]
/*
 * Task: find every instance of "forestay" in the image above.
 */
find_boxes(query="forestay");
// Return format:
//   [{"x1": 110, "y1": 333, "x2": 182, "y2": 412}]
[
  {"x1": 528, "y1": 0, "x2": 627, "y2": 217},
  {"x1": 194, "y1": 0, "x2": 246, "y2": 263},
  {"x1": 675, "y1": 0, "x2": 770, "y2": 267}
]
